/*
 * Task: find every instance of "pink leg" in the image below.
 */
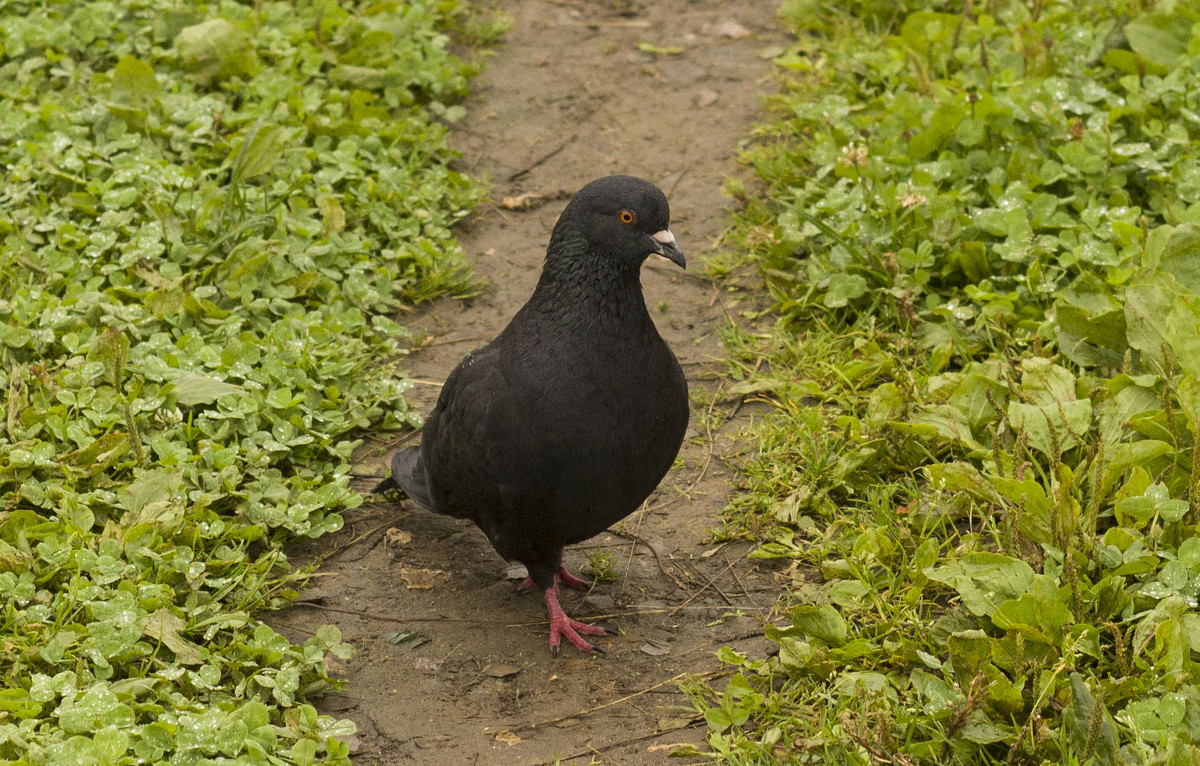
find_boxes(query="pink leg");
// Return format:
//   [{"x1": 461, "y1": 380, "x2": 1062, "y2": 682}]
[{"x1": 544, "y1": 587, "x2": 610, "y2": 657}]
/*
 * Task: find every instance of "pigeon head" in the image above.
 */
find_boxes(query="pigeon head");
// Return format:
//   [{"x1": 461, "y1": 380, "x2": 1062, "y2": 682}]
[{"x1": 551, "y1": 175, "x2": 686, "y2": 270}]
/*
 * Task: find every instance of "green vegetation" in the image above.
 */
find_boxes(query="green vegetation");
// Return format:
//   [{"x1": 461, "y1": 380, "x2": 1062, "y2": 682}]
[
  {"x1": 0, "y1": 1, "x2": 481, "y2": 763},
  {"x1": 695, "y1": 1, "x2": 1200, "y2": 763},
  {"x1": 584, "y1": 548, "x2": 619, "y2": 584}
]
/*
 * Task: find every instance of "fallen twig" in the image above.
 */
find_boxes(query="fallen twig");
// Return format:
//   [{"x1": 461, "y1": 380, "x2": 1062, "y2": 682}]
[
  {"x1": 669, "y1": 558, "x2": 738, "y2": 615},
  {"x1": 504, "y1": 670, "x2": 705, "y2": 734},
  {"x1": 610, "y1": 525, "x2": 688, "y2": 589},
  {"x1": 312, "y1": 519, "x2": 394, "y2": 564}
]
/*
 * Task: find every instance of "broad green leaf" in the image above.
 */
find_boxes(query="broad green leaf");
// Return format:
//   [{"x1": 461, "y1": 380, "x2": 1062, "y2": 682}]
[
  {"x1": 1157, "y1": 693, "x2": 1187, "y2": 727},
  {"x1": 61, "y1": 433, "x2": 130, "y2": 476},
  {"x1": 991, "y1": 576, "x2": 1074, "y2": 644},
  {"x1": 988, "y1": 475, "x2": 1055, "y2": 544},
  {"x1": 1182, "y1": 614, "x2": 1200, "y2": 654},
  {"x1": 1116, "y1": 483, "x2": 1189, "y2": 526},
  {"x1": 1017, "y1": 358, "x2": 1078, "y2": 406},
  {"x1": 1124, "y1": 14, "x2": 1189, "y2": 67},
  {"x1": 114, "y1": 470, "x2": 182, "y2": 517},
  {"x1": 926, "y1": 461, "x2": 1005, "y2": 506},
  {"x1": 1157, "y1": 223, "x2": 1200, "y2": 293},
  {"x1": 1133, "y1": 597, "x2": 1190, "y2": 657},
  {"x1": 823, "y1": 273, "x2": 868, "y2": 308},
  {"x1": 775, "y1": 635, "x2": 814, "y2": 672},
  {"x1": 329, "y1": 65, "x2": 388, "y2": 90},
  {"x1": 172, "y1": 372, "x2": 245, "y2": 406},
  {"x1": 176, "y1": 19, "x2": 256, "y2": 82},
  {"x1": 895, "y1": 406, "x2": 987, "y2": 451},
  {"x1": 898, "y1": 11, "x2": 961, "y2": 51},
  {"x1": 1126, "y1": 271, "x2": 1200, "y2": 376},
  {"x1": 865, "y1": 382, "x2": 905, "y2": 429},
  {"x1": 231, "y1": 124, "x2": 287, "y2": 183},
  {"x1": 958, "y1": 712, "x2": 1014, "y2": 744},
  {"x1": 1098, "y1": 378, "x2": 1160, "y2": 448},
  {"x1": 0, "y1": 688, "x2": 42, "y2": 718},
  {"x1": 789, "y1": 604, "x2": 847, "y2": 647},
  {"x1": 1065, "y1": 674, "x2": 1119, "y2": 766},
  {"x1": 1103, "y1": 47, "x2": 1169, "y2": 76},
  {"x1": 837, "y1": 670, "x2": 889, "y2": 694},
  {"x1": 946, "y1": 374, "x2": 1006, "y2": 430},
  {"x1": 955, "y1": 118, "x2": 985, "y2": 147},
  {"x1": 946, "y1": 630, "x2": 992, "y2": 679},
  {"x1": 1007, "y1": 399, "x2": 1092, "y2": 459},
  {"x1": 111, "y1": 56, "x2": 159, "y2": 101},
  {"x1": 1055, "y1": 304, "x2": 1127, "y2": 368},
  {"x1": 1178, "y1": 376, "x2": 1200, "y2": 432},
  {"x1": 1178, "y1": 538, "x2": 1200, "y2": 570},
  {"x1": 1059, "y1": 141, "x2": 1105, "y2": 174},
  {"x1": 925, "y1": 553, "x2": 1034, "y2": 617},
  {"x1": 909, "y1": 128, "x2": 946, "y2": 159},
  {"x1": 94, "y1": 727, "x2": 131, "y2": 763},
  {"x1": 1100, "y1": 441, "x2": 1174, "y2": 499}
]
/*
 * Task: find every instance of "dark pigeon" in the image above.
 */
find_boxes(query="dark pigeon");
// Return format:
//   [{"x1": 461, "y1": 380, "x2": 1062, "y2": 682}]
[{"x1": 382, "y1": 175, "x2": 689, "y2": 656}]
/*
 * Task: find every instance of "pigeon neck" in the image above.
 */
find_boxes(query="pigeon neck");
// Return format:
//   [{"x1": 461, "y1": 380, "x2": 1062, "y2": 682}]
[{"x1": 530, "y1": 245, "x2": 652, "y2": 330}]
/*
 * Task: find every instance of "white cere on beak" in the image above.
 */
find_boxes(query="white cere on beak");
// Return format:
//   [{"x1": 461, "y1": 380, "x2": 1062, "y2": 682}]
[{"x1": 652, "y1": 230, "x2": 676, "y2": 246}]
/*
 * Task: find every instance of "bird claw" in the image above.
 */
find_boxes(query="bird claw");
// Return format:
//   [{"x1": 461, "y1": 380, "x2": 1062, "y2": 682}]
[
  {"x1": 549, "y1": 641, "x2": 605, "y2": 659},
  {"x1": 545, "y1": 587, "x2": 611, "y2": 656},
  {"x1": 549, "y1": 619, "x2": 608, "y2": 657}
]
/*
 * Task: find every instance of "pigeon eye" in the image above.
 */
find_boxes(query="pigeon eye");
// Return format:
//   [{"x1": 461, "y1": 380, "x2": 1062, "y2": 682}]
[{"x1": 618, "y1": 209, "x2": 635, "y2": 224}]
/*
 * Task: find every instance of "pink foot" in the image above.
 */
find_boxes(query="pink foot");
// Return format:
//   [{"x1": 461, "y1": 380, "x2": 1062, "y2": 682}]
[
  {"x1": 556, "y1": 565, "x2": 589, "y2": 591},
  {"x1": 544, "y1": 588, "x2": 610, "y2": 657},
  {"x1": 516, "y1": 563, "x2": 590, "y2": 592}
]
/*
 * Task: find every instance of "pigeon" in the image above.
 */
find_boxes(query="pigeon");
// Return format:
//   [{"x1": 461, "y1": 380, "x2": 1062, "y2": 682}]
[{"x1": 381, "y1": 175, "x2": 689, "y2": 656}]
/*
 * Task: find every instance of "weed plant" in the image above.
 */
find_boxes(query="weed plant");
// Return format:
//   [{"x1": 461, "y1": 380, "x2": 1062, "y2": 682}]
[
  {"x1": 698, "y1": 1, "x2": 1200, "y2": 763},
  {"x1": 0, "y1": 1, "x2": 483, "y2": 763}
]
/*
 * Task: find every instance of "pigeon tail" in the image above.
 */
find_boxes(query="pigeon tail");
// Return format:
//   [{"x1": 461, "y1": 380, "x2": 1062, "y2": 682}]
[{"x1": 385, "y1": 446, "x2": 435, "y2": 511}]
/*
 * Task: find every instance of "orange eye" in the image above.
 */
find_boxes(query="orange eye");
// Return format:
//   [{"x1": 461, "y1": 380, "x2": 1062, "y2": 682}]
[{"x1": 619, "y1": 209, "x2": 635, "y2": 224}]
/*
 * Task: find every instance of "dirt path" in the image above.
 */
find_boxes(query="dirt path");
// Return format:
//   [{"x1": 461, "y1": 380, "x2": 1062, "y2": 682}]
[{"x1": 272, "y1": 2, "x2": 787, "y2": 763}]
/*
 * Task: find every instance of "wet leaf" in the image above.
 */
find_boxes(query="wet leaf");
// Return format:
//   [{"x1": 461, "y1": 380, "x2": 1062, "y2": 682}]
[
  {"x1": 398, "y1": 567, "x2": 450, "y2": 589},
  {"x1": 640, "y1": 641, "x2": 671, "y2": 656},
  {"x1": 485, "y1": 664, "x2": 521, "y2": 678},
  {"x1": 385, "y1": 631, "x2": 430, "y2": 650},
  {"x1": 141, "y1": 610, "x2": 203, "y2": 665},
  {"x1": 494, "y1": 730, "x2": 522, "y2": 746},
  {"x1": 638, "y1": 41, "x2": 684, "y2": 55}
]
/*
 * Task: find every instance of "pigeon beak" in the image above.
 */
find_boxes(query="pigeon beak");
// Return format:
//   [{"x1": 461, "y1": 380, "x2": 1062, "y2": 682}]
[{"x1": 651, "y1": 229, "x2": 686, "y2": 269}]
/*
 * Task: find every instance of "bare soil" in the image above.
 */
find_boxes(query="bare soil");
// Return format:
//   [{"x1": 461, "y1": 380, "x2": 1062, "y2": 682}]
[{"x1": 269, "y1": 2, "x2": 788, "y2": 763}]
